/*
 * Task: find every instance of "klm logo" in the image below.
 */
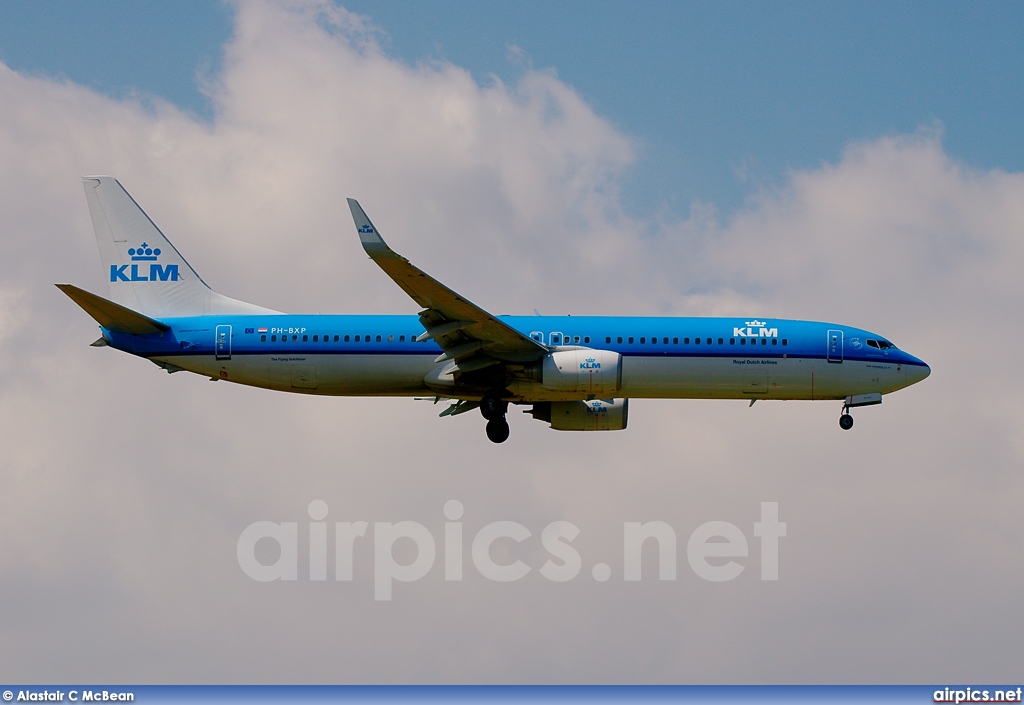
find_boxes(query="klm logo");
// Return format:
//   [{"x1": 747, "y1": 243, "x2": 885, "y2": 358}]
[
  {"x1": 733, "y1": 319, "x2": 778, "y2": 338},
  {"x1": 110, "y1": 243, "x2": 179, "y2": 282},
  {"x1": 358, "y1": 224, "x2": 375, "y2": 234},
  {"x1": 580, "y1": 357, "x2": 601, "y2": 370},
  {"x1": 586, "y1": 402, "x2": 609, "y2": 415}
]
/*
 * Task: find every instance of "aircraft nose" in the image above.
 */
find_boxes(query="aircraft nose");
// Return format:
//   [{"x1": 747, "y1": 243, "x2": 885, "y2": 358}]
[{"x1": 904, "y1": 355, "x2": 930, "y2": 385}]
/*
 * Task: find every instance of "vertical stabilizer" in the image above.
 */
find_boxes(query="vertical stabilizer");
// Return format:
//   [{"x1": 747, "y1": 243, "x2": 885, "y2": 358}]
[{"x1": 82, "y1": 176, "x2": 277, "y2": 317}]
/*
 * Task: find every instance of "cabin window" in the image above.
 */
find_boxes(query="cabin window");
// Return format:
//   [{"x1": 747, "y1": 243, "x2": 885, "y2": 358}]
[
  {"x1": 344, "y1": 335, "x2": 350, "y2": 342},
  {"x1": 260, "y1": 334, "x2": 267, "y2": 342},
  {"x1": 729, "y1": 338, "x2": 735, "y2": 345},
  {"x1": 354, "y1": 335, "x2": 360, "y2": 342},
  {"x1": 290, "y1": 335, "x2": 297, "y2": 342},
  {"x1": 388, "y1": 334, "x2": 394, "y2": 342},
  {"x1": 684, "y1": 337, "x2": 690, "y2": 344},
  {"x1": 400, "y1": 335, "x2": 406, "y2": 342},
  {"x1": 673, "y1": 337, "x2": 678, "y2": 344},
  {"x1": 782, "y1": 338, "x2": 788, "y2": 346},
  {"x1": 717, "y1": 338, "x2": 723, "y2": 345},
  {"x1": 376, "y1": 335, "x2": 382, "y2": 342},
  {"x1": 760, "y1": 338, "x2": 767, "y2": 345},
  {"x1": 695, "y1": 337, "x2": 700, "y2": 345},
  {"x1": 772, "y1": 338, "x2": 778, "y2": 345},
  {"x1": 651, "y1": 337, "x2": 657, "y2": 345},
  {"x1": 628, "y1": 337, "x2": 634, "y2": 344},
  {"x1": 584, "y1": 336, "x2": 591, "y2": 344},
  {"x1": 333, "y1": 335, "x2": 339, "y2": 342},
  {"x1": 740, "y1": 338, "x2": 746, "y2": 345},
  {"x1": 605, "y1": 336, "x2": 611, "y2": 344},
  {"x1": 706, "y1": 338, "x2": 712, "y2": 345},
  {"x1": 313, "y1": 334, "x2": 319, "y2": 342},
  {"x1": 617, "y1": 336, "x2": 623, "y2": 344},
  {"x1": 640, "y1": 337, "x2": 646, "y2": 344}
]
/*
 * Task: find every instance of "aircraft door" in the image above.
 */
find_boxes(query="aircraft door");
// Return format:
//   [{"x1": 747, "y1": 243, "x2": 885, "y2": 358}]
[
  {"x1": 549, "y1": 332, "x2": 563, "y2": 346},
  {"x1": 827, "y1": 329, "x2": 843, "y2": 363},
  {"x1": 215, "y1": 324, "x2": 232, "y2": 360}
]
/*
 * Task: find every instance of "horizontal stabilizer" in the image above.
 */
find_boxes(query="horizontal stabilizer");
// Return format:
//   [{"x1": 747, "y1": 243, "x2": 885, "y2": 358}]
[{"x1": 56, "y1": 284, "x2": 169, "y2": 335}]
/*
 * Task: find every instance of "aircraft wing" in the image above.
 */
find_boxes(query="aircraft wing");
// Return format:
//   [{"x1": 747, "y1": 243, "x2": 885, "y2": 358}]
[{"x1": 347, "y1": 199, "x2": 548, "y2": 369}]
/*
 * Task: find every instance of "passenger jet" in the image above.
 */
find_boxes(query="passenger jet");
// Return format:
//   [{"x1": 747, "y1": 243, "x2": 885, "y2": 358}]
[{"x1": 59, "y1": 177, "x2": 930, "y2": 443}]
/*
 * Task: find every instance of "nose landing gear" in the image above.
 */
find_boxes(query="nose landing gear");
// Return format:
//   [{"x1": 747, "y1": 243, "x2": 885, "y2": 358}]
[
  {"x1": 837, "y1": 393, "x2": 883, "y2": 430},
  {"x1": 481, "y1": 392, "x2": 510, "y2": 443}
]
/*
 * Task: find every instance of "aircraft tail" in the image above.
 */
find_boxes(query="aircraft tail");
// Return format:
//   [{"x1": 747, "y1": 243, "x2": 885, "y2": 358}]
[{"x1": 81, "y1": 176, "x2": 277, "y2": 318}]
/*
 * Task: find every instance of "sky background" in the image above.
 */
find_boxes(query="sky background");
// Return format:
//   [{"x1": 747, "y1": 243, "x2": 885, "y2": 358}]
[{"x1": 0, "y1": 0, "x2": 1023, "y2": 684}]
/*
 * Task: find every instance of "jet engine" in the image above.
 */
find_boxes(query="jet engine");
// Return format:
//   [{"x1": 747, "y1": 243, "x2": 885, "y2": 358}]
[
  {"x1": 540, "y1": 349, "x2": 622, "y2": 396},
  {"x1": 529, "y1": 398, "x2": 629, "y2": 431}
]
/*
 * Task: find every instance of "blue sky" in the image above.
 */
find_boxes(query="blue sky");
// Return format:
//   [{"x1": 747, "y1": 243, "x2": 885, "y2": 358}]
[{"x1": 3, "y1": 0, "x2": 1022, "y2": 216}]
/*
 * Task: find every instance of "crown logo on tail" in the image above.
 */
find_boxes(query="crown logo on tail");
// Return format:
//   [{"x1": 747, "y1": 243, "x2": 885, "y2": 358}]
[{"x1": 128, "y1": 243, "x2": 161, "y2": 261}]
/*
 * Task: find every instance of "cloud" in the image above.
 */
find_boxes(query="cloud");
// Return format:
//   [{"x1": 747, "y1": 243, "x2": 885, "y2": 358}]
[{"x1": 0, "y1": 0, "x2": 1022, "y2": 683}]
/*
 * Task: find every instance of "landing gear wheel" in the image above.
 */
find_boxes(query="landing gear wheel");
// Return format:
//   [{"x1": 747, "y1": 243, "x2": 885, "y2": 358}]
[
  {"x1": 839, "y1": 413, "x2": 854, "y2": 431},
  {"x1": 486, "y1": 418, "x2": 510, "y2": 443},
  {"x1": 480, "y1": 393, "x2": 508, "y2": 422}
]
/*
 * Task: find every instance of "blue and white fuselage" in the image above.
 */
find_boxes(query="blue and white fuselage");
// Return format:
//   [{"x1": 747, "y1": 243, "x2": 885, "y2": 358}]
[
  {"x1": 60, "y1": 177, "x2": 930, "y2": 442},
  {"x1": 108, "y1": 315, "x2": 927, "y2": 402}
]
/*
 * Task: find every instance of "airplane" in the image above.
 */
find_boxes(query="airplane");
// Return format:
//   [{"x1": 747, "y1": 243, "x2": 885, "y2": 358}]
[{"x1": 58, "y1": 176, "x2": 930, "y2": 443}]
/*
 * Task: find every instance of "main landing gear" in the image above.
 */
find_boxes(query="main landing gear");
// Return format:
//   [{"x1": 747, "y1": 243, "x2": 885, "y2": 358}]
[{"x1": 481, "y1": 392, "x2": 510, "y2": 443}]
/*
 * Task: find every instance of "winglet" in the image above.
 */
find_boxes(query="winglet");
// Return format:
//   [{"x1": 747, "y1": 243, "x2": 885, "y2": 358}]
[
  {"x1": 56, "y1": 284, "x2": 170, "y2": 335},
  {"x1": 347, "y1": 199, "x2": 392, "y2": 258}
]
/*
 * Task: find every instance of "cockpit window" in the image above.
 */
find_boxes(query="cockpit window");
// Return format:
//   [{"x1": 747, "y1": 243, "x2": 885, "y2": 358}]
[
  {"x1": 866, "y1": 339, "x2": 879, "y2": 349},
  {"x1": 867, "y1": 339, "x2": 897, "y2": 350}
]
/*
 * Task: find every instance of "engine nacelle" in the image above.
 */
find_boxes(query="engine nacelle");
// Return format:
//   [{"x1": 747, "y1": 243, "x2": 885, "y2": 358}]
[
  {"x1": 530, "y1": 398, "x2": 629, "y2": 431},
  {"x1": 541, "y1": 349, "x2": 622, "y2": 396}
]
